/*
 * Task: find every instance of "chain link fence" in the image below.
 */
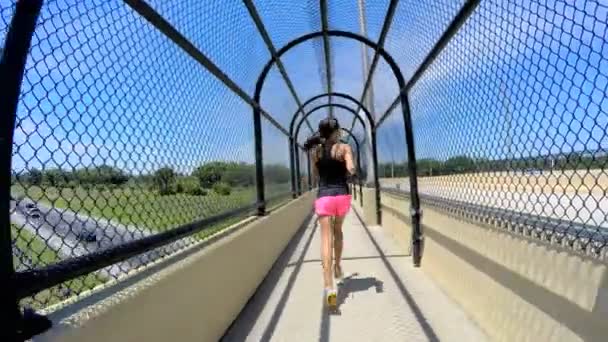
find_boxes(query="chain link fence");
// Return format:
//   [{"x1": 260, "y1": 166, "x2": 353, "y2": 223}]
[
  {"x1": 3, "y1": 0, "x2": 298, "y2": 311},
  {"x1": 378, "y1": 0, "x2": 608, "y2": 258}
]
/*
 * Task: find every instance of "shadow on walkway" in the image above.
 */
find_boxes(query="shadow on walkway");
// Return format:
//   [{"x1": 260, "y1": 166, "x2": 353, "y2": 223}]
[
  {"x1": 351, "y1": 208, "x2": 439, "y2": 342},
  {"x1": 221, "y1": 214, "x2": 317, "y2": 342}
]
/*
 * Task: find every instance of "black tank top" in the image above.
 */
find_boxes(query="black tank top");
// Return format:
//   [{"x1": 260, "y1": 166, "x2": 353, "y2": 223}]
[{"x1": 316, "y1": 142, "x2": 350, "y2": 198}]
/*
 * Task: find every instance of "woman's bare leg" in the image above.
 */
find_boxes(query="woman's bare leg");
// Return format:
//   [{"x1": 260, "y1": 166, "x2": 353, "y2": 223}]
[
  {"x1": 319, "y1": 216, "x2": 333, "y2": 289},
  {"x1": 333, "y1": 216, "x2": 345, "y2": 276}
]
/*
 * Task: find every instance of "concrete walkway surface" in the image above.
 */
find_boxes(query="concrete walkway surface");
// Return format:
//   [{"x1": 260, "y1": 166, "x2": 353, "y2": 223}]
[{"x1": 223, "y1": 208, "x2": 487, "y2": 342}]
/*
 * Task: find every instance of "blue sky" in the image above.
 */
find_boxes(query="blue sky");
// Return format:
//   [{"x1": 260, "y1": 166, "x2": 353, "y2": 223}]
[{"x1": 2, "y1": 0, "x2": 607, "y2": 173}]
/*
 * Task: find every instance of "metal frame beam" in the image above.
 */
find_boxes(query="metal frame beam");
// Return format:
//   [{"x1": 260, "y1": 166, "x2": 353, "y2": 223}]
[
  {"x1": 254, "y1": 29, "x2": 405, "y2": 230},
  {"x1": 124, "y1": 0, "x2": 290, "y2": 138},
  {"x1": 242, "y1": 0, "x2": 314, "y2": 133},
  {"x1": 294, "y1": 103, "x2": 380, "y2": 221},
  {"x1": 320, "y1": 0, "x2": 333, "y2": 118},
  {"x1": 294, "y1": 103, "x2": 366, "y2": 142},
  {"x1": 290, "y1": 92, "x2": 370, "y2": 136},
  {"x1": 0, "y1": 2, "x2": 49, "y2": 340},
  {"x1": 376, "y1": 0, "x2": 481, "y2": 128},
  {"x1": 337, "y1": 128, "x2": 364, "y2": 206},
  {"x1": 348, "y1": 0, "x2": 399, "y2": 134},
  {"x1": 373, "y1": 0, "x2": 480, "y2": 266}
]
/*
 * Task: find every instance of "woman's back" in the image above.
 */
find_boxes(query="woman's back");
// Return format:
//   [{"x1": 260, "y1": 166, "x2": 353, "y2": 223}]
[{"x1": 316, "y1": 142, "x2": 349, "y2": 198}]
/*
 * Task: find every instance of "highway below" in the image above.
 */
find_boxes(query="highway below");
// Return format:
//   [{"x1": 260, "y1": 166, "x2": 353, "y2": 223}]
[{"x1": 10, "y1": 198, "x2": 196, "y2": 279}]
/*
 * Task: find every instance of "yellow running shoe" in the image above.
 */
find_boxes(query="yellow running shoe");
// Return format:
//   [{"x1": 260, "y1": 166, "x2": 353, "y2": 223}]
[{"x1": 325, "y1": 288, "x2": 337, "y2": 309}]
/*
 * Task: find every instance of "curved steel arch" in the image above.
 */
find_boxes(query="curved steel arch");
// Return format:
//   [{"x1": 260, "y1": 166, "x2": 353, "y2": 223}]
[
  {"x1": 291, "y1": 103, "x2": 368, "y2": 195},
  {"x1": 291, "y1": 103, "x2": 368, "y2": 196},
  {"x1": 294, "y1": 103, "x2": 366, "y2": 141},
  {"x1": 292, "y1": 104, "x2": 379, "y2": 212},
  {"x1": 291, "y1": 127, "x2": 363, "y2": 199},
  {"x1": 289, "y1": 92, "x2": 373, "y2": 137},
  {"x1": 254, "y1": 30, "x2": 416, "y2": 228},
  {"x1": 255, "y1": 30, "x2": 404, "y2": 106},
  {"x1": 294, "y1": 104, "x2": 366, "y2": 146},
  {"x1": 290, "y1": 102, "x2": 370, "y2": 197},
  {"x1": 253, "y1": 30, "x2": 421, "y2": 265}
]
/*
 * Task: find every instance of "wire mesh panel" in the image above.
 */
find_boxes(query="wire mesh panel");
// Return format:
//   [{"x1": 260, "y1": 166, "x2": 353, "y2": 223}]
[
  {"x1": 367, "y1": 48, "x2": 400, "y2": 118},
  {"x1": 384, "y1": 0, "x2": 465, "y2": 82},
  {"x1": 262, "y1": 118, "x2": 292, "y2": 204},
  {"x1": 409, "y1": 0, "x2": 608, "y2": 257},
  {"x1": 253, "y1": 0, "x2": 321, "y2": 50},
  {"x1": 279, "y1": 37, "x2": 326, "y2": 106},
  {"x1": 376, "y1": 106, "x2": 407, "y2": 185},
  {"x1": 297, "y1": 146, "x2": 309, "y2": 193},
  {"x1": 253, "y1": 0, "x2": 327, "y2": 120},
  {"x1": 328, "y1": 0, "x2": 389, "y2": 43},
  {"x1": 7, "y1": 0, "x2": 259, "y2": 309},
  {"x1": 259, "y1": 65, "x2": 300, "y2": 129},
  {"x1": 145, "y1": 0, "x2": 270, "y2": 96},
  {"x1": 330, "y1": 37, "x2": 366, "y2": 102},
  {"x1": 0, "y1": 1, "x2": 15, "y2": 47}
]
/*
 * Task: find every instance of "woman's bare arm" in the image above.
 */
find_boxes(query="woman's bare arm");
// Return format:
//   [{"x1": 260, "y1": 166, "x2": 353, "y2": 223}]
[{"x1": 342, "y1": 144, "x2": 356, "y2": 176}]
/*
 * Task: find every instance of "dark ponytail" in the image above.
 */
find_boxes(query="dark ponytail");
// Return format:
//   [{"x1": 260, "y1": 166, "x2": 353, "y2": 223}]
[
  {"x1": 304, "y1": 117, "x2": 340, "y2": 150},
  {"x1": 304, "y1": 132, "x2": 324, "y2": 150}
]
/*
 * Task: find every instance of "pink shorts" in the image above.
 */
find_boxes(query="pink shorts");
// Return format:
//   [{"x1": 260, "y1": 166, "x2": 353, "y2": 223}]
[{"x1": 314, "y1": 195, "x2": 352, "y2": 217}]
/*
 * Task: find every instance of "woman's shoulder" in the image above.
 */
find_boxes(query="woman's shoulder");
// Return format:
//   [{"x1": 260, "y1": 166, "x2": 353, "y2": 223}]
[{"x1": 337, "y1": 143, "x2": 351, "y2": 151}]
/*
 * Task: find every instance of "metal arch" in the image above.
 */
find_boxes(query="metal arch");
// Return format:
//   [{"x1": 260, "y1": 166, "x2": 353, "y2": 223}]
[
  {"x1": 255, "y1": 31, "x2": 404, "y2": 102},
  {"x1": 289, "y1": 92, "x2": 374, "y2": 139},
  {"x1": 292, "y1": 103, "x2": 380, "y2": 219},
  {"x1": 0, "y1": 1, "x2": 46, "y2": 339},
  {"x1": 293, "y1": 103, "x2": 366, "y2": 143},
  {"x1": 254, "y1": 29, "x2": 408, "y2": 227},
  {"x1": 291, "y1": 103, "x2": 367, "y2": 196},
  {"x1": 289, "y1": 97, "x2": 373, "y2": 198}
]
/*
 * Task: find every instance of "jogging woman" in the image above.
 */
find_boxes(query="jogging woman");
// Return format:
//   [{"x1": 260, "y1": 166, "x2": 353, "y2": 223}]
[{"x1": 304, "y1": 118, "x2": 356, "y2": 309}]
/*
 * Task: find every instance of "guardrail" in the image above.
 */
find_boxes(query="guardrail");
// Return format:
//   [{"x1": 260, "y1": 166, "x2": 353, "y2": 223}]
[{"x1": 381, "y1": 187, "x2": 608, "y2": 259}]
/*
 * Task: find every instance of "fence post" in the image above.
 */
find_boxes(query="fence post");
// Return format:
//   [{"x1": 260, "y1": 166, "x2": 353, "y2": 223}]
[
  {"x1": 306, "y1": 149, "x2": 312, "y2": 191},
  {"x1": 253, "y1": 107, "x2": 266, "y2": 215},
  {"x1": 359, "y1": 178, "x2": 363, "y2": 207},
  {"x1": 400, "y1": 93, "x2": 422, "y2": 267},
  {"x1": 0, "y1": 1, "x2": 45, "y2": 340},
  {"x1": 295, "y1": 146, "x2": 302, "y2": 196},
  {"x1": 289, "y1": 137, "x2": 297, "y2": 198},
  {"x1": 370, "y1": 129, "x2": 382, "y2": 225}
]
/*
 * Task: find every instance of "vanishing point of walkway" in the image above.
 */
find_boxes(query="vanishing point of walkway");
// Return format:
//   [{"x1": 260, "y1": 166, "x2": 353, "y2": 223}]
[{"x1": 223, "y1": 208, "x2": 487, "y2": 341}]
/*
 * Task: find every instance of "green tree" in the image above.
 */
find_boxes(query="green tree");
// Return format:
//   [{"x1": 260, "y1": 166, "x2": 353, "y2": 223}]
[
  {"x1": 444, "y1": 155, "x2": 476, "y2": 174},
  {"x1": 417, "y1": 159, "x2": 443, "y2": 176},
  {"x1": 92, "y1": 165, "x2": 129, "y2": 185},
  {"x1": 264, "y1": 164, "x2": 290, "y2": 184},
  {"x1": 43, "y1": 168, "x2": 68, "y2": 187},
  {"x1": 154, "y1": 167, "x2": 176, "y2": 195},
  {"x1": 24, "y1": 168, "x2": 42, "y2": 186},
  {"x1": 223, "y1": 163, "x2": 255, "y2": 187},
  {"x1": 212, "y1": 182, "x2": 231, "y2": 196},
  {"x1": 193, "y1": 162, "x2": 230, "y2": 188}
]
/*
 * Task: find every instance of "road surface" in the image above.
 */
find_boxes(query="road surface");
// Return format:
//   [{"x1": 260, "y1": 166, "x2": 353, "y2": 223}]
[
  {"x1": 10, "y1": 198, "x2": 197, "y2": 279},
  {"x1": 380, "y1": 180, "x2": 608, "y2": 229}
]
